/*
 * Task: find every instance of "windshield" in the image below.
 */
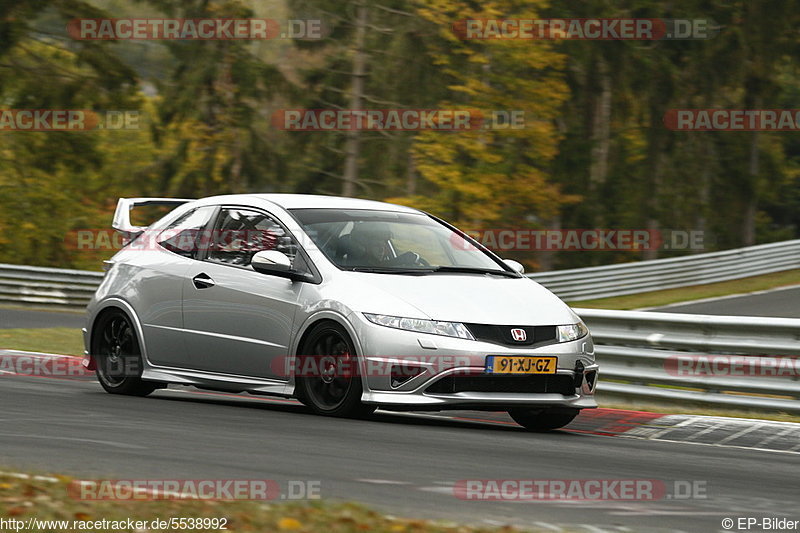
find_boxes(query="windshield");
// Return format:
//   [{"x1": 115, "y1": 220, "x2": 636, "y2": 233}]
[{"x1": 290, "y1": 209, "x2": 511, "y2": 274}]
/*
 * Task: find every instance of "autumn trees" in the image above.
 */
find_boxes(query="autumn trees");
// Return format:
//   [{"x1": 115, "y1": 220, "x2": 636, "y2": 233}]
[{"x1": 1, "y1": 0, "x2": 799, "y2": 270}]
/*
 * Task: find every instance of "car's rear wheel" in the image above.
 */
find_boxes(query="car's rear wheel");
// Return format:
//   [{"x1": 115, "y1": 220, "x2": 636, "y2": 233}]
[
  {"x1": 295, "y1": 322, "x2": 375, "y2": 418},
  {"x1": 508, "y1": 407, "x2": 579, "y2": 431},
  {"x1": 93, "y1": 310, "x2": 158, "y2": 396}
]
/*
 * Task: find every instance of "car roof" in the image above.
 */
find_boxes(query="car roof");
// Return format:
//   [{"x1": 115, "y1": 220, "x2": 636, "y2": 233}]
[{"x1": 198, "y1": 193, "x2": 422, "y2": 213}]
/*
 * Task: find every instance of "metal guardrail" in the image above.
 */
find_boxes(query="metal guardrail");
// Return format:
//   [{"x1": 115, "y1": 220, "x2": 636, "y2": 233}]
[
  {"x1": 577, "y1": 308, "x2": 800, "y2": 413},
  {"x1": 0, "y1": 264, "x2": 103, "y2": 309},
  {"x1": 529, "y1": 239, "x2": 800, "y2": 301},
  {"x1": 1, "y1": 239, "x2": 798, "y2": 309}
]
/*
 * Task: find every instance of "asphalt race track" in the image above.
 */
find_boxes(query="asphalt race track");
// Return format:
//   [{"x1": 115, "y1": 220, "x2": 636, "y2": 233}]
[
  {"x1": 0, "y1": 307, "x2": 85, "y2": 329},
  {"x1": 1, "y1": 302, "x2": 800, "y2": 532},
  {"x1": 1, "y1": 370, "x2": 799, "y2": 533},
  {"x1": 653, "y1": 285, "x2": 800, "y2": 318}
]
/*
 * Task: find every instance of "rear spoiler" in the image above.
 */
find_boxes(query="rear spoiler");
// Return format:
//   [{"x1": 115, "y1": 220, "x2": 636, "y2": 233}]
[{"x1": 112, "y1": 197, "x2": 194, "y2": 239}]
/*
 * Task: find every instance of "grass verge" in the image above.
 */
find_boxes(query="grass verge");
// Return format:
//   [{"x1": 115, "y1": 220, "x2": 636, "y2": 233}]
[
  {"x1": 570, "y1": 269, "x2": 800, "y2": 310},
  {"x1": 0, "y1": 472, "x2": 524, "y2": 533},
  {"x1": 0, "y1": 328, "x2": 84, "y2": 356}
]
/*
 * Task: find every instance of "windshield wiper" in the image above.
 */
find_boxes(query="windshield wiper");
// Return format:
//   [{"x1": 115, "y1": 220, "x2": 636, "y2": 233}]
[
  {"x1": 347, "y1": 266, "x2": 518, "y2": 277},
  {"x1": 348, "y1": 267, "x2": 436, "y2": 275},
  {"x1": 428, "y1": 266, "x2": 519, "y2": 278}
]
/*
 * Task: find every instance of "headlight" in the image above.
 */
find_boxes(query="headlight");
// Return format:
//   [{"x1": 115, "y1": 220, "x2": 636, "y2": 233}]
[
  {"x1": 364, "y1": 313, "x2": 475, "y2": 340},
  {"x1": 557, "y1": 322, "x2": 589, "y2": 343}
]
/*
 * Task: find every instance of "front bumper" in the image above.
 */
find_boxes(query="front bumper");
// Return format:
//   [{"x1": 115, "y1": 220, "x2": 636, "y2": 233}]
[{"x1": 352, "y1": 313, "x2": 598, "y2": 411}]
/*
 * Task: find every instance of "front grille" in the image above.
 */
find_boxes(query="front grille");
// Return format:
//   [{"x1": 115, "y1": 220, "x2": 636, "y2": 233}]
[
  {"x1": 425, "y1": 373, "x2": 576, "y2": 395},
  {"x1": 464, "y1": 324, "x2": 557, "y2": 348}
]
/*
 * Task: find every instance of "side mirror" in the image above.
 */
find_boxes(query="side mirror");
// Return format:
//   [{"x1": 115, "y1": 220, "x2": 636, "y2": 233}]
[
  {"x1": 251, "y1": 250, "x2": 292, "y2": 274},
  {"x1": 503, "y1": 259, "x2": 525, "y2": 274},
  {"x1": 251, "y1": 250, "x2": 314, "y2": 283}
]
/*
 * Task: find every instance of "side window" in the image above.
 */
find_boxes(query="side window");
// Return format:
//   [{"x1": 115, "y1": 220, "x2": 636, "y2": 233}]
[
  {"x1": 156, "y1": 206, "x2": 216, "y2": 258},
  {"x1": 206, "y1": 208, "x2": 300, "y2": 268}
]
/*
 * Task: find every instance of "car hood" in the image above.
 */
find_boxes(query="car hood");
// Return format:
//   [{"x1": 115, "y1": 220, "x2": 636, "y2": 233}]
[{"x1": 338, "y1": 272, "x2": 578, "y2": 326}]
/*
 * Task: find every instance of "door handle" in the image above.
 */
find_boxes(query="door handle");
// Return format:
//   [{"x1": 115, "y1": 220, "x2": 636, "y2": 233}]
[{"x1": 192, "y1": 273, "x2": 215, "y2": 289}]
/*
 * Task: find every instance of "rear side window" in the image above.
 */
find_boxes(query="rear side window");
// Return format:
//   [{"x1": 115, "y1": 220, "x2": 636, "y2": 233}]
[{"x1": 156, "y1": 206, "x2": 217, "y2": 258}]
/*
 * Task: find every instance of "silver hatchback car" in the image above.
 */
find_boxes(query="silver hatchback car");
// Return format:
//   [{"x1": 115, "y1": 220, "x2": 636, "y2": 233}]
[{"x1": 84, "y1": 194, "x2": 597, "y2": 431}]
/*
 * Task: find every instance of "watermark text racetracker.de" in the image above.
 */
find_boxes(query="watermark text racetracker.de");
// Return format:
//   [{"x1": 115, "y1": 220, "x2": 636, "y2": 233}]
[
  {"x1": 68, "y1": 479, "x2": 321, "y2": 501},
  {"x1": 66, "y1": 228, "x2": 291, "y2": 252},
  {"x1": 0, "y1": 353, "x2": 93, "y2": 379},
  {"x1": 664, "y1": 109, "x2": 800, "y2": 131},
  {"x1": 665, "y1": 355, "x2": 800, "y2": 378},
  {"x1": 0, "y1": 110, "x2": 140, "y2": 131},
  {"x1": 271, "y1": 109, "x2": 525, "y2": 131},
  {"x1": 454, "y1": 479, "x2": 708, "y2": 501},
  {"x1": 452, "y1": 18, "x2": 715, "y2": 40},
  {"x1": 270, "y1": 354, "x2": 476, "y2": 380},
  {"x1": 68, "y1": 18, "x2": 324, "y2": 40},
  {"x1": 452, "y1": 229, "x2": 705, "y2": 252}
]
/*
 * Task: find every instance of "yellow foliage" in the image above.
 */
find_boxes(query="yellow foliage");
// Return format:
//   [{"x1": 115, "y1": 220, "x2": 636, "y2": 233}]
[
  {"x1": 393, "y1": 0, "x2": 573, "y2": 232},
  {"x1": 277, "y1": 517, "x2": 303, "y2": 530}
]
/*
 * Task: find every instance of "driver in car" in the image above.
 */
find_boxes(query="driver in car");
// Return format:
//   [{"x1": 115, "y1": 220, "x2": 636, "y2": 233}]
[{"x1": 347, "y1": 223, "x2": 424, "y2": 267}]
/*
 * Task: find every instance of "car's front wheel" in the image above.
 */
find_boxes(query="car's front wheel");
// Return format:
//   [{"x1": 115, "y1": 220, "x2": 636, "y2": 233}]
[
  {"x1": 508, "y1": 407, "x2": 579, "y2": 431},
  {"x1": 294, "y1": 322, "x2": 376, "y2": 418},
  {"x1": 92, "y1": 309, "x2": 158, "y2": 397}
]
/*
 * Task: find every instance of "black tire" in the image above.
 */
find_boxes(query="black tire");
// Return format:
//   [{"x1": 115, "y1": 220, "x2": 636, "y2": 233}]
[
  {"x1": 294, "y1": 322, "x2": 376, "y2": 418},
  {"x1": 92, "y1": 309, "x2": 158, "y2": 397},
  {"x1": 508, "y1": 407, "x2": 579, "y2": 432}
]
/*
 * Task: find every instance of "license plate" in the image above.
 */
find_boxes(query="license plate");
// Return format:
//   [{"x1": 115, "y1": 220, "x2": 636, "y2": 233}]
[{"x1": 485, "y1": 356, "x2": 557, "y2": 374}]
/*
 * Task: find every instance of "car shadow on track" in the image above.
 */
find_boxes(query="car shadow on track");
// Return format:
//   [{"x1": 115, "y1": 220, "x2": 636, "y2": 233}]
[{"x1": 134, "y1": 387, "x2": 585, "y2": 436}]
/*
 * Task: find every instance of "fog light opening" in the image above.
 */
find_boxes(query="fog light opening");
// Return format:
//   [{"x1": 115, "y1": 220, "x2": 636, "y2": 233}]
[
  {"x1": 390, "y1": 364, "x2": 424, "y2": 388},
  {"x1": 573, "y1": 360, "x2": 585, "y2": 388},
  {"x1": 585, "y1": 370, "x2": 597, "y2": 391}
]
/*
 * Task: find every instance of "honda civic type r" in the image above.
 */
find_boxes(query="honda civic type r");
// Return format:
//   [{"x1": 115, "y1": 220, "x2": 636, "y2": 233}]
[{"x1": 84, "y1": 194, "x2": 597, "y2": 431}]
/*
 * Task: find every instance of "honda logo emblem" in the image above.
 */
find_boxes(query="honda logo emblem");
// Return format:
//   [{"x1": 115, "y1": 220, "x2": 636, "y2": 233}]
[{"x1": 511, "y1": 328, "x2": 527, "y2": 342}]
